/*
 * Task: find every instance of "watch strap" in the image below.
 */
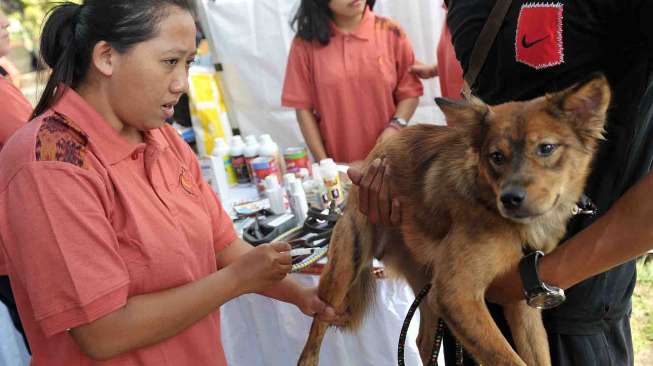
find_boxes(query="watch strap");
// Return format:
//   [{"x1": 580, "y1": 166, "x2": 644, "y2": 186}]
[{"x1": 519, "y1": 250, "x2": 544, "y2": 294}]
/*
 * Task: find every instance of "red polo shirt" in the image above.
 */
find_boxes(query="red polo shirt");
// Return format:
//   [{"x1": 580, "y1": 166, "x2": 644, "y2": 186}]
[
  {"x1": 282, "y1": 8, "x2": 423, "y2": 163},
  {"x1": 0, "y1": 75, "x2": 32, "y2": 275},
  {"x1": 0, "y1": 87, "x2": 236, "y2": 365}
]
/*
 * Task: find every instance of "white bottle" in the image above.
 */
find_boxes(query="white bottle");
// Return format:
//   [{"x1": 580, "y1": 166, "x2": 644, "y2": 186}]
[
  {"x1": 303, "y1": 163, "x2": 328, "y2": 209},
  {"x1": 230, "y1": 136, "x2": 250, "y2": 184},
  {"x1": 259, "y1": 134, "x2": 284, "y2": 177},
  {"x1": 289, "y1": 179, "x2": 309, "y2": 223},
  {"x1": 244, "y1": 135, "x2": 260, "y2": 185},
  {"x1": 298, "y1": 168, "x2": 310, "y2": 181},
  {"x1": 212, "y1": 137, "x2": 237, "y2": 186},
  {"x1": 265, "y1": 175, "x2": 286, "y2": 215},
  {"x1": 283, "y1": 173, "x2": 297, "y2": 193},
  {"x1": 320, "y1": 158, "x2": 344, "y2": 206}
]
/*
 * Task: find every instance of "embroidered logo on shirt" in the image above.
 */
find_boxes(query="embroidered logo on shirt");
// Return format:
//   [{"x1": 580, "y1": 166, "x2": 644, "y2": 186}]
[
  {"x1": 35, "y1": 114, "x2": 89, "y2": 169},
  {"x1": 180, "y1": 167, "x2": 194, "y2": 195},
  {"x1": 515, "y1": 3, "x2": 564, "y2": 69},
  {"x1": 374, "y1": 16, "x2": 404, "y2": 38}
]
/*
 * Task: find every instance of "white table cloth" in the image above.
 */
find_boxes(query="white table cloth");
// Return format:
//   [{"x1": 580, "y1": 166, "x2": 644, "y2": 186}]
[{"x1": 221, "y1": 273, "x2": 436, "y2": 366}]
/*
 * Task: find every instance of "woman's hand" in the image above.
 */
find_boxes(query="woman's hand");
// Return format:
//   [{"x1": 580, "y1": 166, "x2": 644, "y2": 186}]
[
  {"x1": 227, "y1": 242, "x2": 292, "y2": 295},
  {"x1": 409, "y1": 61, "x2": 438, "y2": 79},
  {"x1": 347, "y1": 158, "x2": 402, "y2": 226},
  {"x1": 292, "y1": 286, "x2": 340, "y2": 323}
]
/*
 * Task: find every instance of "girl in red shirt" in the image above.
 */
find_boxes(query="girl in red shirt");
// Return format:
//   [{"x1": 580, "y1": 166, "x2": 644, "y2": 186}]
[{"x1": 282, "y1": 0, "x2": 423, "y2": 163}]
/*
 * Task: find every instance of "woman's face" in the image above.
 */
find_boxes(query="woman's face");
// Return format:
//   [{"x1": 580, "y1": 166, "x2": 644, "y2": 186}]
[
  {"x1": 328, "y1": 0, "x2": 366, "y2": 18},
  {"x1": 0, "y1": 10, "x2": 10, "y2": 58},
  {"x1": 108, "y1": 6, "x2": 196, "y2": 132}
]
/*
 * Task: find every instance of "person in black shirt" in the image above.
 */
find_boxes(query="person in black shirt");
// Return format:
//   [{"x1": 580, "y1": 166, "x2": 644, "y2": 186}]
[{"x1": 348, "y1": 1, "x2": 653, "y2": 365}]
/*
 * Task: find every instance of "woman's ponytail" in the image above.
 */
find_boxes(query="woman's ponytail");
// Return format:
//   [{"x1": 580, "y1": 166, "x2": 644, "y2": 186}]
[{"x1": 31, "y1": 3, "x2": 84, "y2": 119}]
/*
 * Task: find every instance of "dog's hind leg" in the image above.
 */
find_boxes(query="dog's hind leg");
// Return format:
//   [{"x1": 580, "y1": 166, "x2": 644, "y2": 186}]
[
  {"x1": 297, "y1": 212, "x2": 376, "y2": 366},
  {"x1": 503, "y1": 301, "x2": 551, "y2": 366},
  {"x1": 380, "y1": 235, "x2": 439, "y2": 364}
]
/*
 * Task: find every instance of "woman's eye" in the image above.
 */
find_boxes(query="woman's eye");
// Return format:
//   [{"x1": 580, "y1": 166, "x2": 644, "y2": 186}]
[
  {"x1": 489, "y1": 151, "x2": 506, "y2": 165},
  {"x1": 537, "y1": 143, "x2": 558, "y2": 156},
  {"x1": 164, "y1": 59, "x2": 179, "y2": 66}
]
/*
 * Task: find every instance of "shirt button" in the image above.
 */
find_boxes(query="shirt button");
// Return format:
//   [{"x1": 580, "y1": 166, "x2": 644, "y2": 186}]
[{"x1": 131, "y1": 151, "x2": 139, "y2": 160}]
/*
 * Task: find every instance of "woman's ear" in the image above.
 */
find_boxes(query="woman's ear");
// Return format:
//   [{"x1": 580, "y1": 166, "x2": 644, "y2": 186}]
[{"x1": 90, "y1": 41, "x2": 115, "y2": 77}]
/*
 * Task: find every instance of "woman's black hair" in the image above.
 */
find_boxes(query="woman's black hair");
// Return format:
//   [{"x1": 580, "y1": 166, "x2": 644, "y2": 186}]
[
  {"x1": 31, "y1": 0, "x2": 194, "y2": 119},
  {"x1": 291, "y1": 0, "x2": 376, "y2": 46}
]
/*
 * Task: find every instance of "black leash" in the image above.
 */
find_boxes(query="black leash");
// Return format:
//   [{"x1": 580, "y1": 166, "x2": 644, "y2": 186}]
[{"x1": 398, "y1": 284, "x2": 465, "y2": 366}]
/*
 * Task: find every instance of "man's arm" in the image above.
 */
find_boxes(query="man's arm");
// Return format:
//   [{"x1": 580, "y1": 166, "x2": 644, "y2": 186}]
[{"x1": 487, "y1": 170, "x2": 653, "y2": 304}]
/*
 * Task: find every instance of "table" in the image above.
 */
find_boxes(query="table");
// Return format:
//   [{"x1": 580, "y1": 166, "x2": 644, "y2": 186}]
[{"x1": 220, "y1": 273, "x2": 434, "y2": 366}]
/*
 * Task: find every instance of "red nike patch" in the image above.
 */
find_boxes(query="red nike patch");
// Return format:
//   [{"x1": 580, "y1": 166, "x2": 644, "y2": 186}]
[{"x1": 515, "y1": 3, "x2": 564, "y2": 69}]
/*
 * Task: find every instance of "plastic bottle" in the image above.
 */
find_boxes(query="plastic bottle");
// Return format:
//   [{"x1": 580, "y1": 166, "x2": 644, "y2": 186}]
[
  {"x1": 302, "y1": 163, "x2": 328, "y2": 209},
  {"x1": 265, "y1": 175, "x2": 286, "y2": 215},
  {"x1": 283, "y1": 173, "x2": 297, "y2": 192},
  {"x1": 258, "y1": 134, "x2": 283, "y2": 181},
  {"x1": 212, "y1": 137, "x2": 237, "y2": 186},
  {"x1": 230, "y1": 136, "x2": 250, "y2": 184},
  {"x1": 298, "y1": 168, "x2": 310, "y2": 182},
  {"x1": 320, "y1": 158, "x2": 344, "y2": 206},
  {"x1": 289, "y1": 180, "x2": 309, "y2": 223},
  {"x1": 244, "y1": 135, "x2": 260, "y2": 185}
]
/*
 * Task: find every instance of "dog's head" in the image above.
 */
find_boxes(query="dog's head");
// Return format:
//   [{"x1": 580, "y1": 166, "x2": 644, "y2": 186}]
[{"x1": 436, "y1": 74, "x2": 610, "y2": 223}]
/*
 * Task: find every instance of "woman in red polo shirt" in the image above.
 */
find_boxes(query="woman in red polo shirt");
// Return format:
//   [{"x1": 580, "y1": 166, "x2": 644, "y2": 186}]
[
  {"x1": 0, "y1": 1, "x2": 336, "y2": 365},
  {"x1": 282, "y1": 0, "x2": 423, "y2": 163},
  {"x1": 0, "y1": 5, "x2": 33, "y2": 355}
]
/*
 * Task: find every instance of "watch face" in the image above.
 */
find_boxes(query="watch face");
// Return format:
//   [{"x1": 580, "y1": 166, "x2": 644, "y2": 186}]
[{"x1": 527, "y1": 291, "x2": 566, "y2": 310}]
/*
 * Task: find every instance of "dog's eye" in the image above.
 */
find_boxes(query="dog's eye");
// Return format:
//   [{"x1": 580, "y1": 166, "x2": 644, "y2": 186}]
[
  {"x1": 537, "y1": 144, "x2": 558, "y2": 156},
  {"x1": 489, "y1": 151, "x2": 506, "y2": 165}
]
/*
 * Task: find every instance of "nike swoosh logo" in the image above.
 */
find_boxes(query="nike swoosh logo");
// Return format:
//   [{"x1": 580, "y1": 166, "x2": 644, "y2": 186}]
[{"x1": 521, "y1": 34, "x2": 550, "y2": 48}]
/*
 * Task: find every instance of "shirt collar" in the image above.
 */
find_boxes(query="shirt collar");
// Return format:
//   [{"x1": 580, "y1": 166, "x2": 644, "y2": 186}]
[
  {"x1": 330, "y1": 6, "x2": 375, "y2": 41},
  {"x1": 52, "y1": 85, "x2": 169, "y2": 165}
]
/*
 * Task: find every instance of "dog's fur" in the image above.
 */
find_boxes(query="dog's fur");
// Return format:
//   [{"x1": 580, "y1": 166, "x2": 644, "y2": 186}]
[{"x1": 297, "y1": 75, "x2": 611, "y2": 366}]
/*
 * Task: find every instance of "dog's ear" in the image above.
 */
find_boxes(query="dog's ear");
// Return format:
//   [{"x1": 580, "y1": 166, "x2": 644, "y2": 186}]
[
  {"x1": 547, "y1": 73, "x2": 611, "y2": 143},
  {"x1": 435, "y1": 97, "x2": 489, "y2": 126}
]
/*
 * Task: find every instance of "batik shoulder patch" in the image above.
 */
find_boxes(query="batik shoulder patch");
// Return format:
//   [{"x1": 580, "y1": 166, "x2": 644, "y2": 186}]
[
  {"x1": 35, "y1": 113, "x2": 89, "y2": 169},
  {"x1": 374, "y1": 16, "x2": 405, "y2": 39},
  {"x1": 515, "y1": 2, "x2": 564, "y2": 69}
]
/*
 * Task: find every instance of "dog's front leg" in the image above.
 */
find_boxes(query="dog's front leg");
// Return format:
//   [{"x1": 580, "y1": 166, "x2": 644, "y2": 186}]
[
  {"x1": 503, "y1": 301, "x2": 552, "y2": 366},
  {"x1": 430, "y1": 287, "x2": 526, "y2": 366},
  {"x1": 429, "y1": 234, "x2": 527, "y2": 366}
]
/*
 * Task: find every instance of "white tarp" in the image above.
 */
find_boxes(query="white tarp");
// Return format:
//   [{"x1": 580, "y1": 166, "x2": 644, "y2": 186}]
[
  {"x1": 220, "y1": 273, "x2": 432, "y2": 366},
  {"x1": 196, "y1": 0, "x2": 446, "y2": 151}
]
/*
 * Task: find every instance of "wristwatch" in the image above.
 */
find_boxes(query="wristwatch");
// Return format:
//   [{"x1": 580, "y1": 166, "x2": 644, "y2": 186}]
[
  {"x1": 518, "y1": 251, "x2": 566, "y2": 309},
  {"x1": 389, "y1": 117, "x2": 408, "y2": 129}
]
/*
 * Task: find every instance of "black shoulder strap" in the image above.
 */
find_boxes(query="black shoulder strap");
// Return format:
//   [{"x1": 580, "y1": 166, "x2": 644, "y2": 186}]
[{"x1": 461, "y1": 0, "x2": 514, "y2": 99}]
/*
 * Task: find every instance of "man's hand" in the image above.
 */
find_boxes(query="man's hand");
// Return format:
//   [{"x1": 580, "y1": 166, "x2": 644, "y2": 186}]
[
  {"x1": 409, "y1": 62, "x2": 438, "y2": 79},
  {"x1": 347, "y1": 158, "x2": 401, "y2": 226}
]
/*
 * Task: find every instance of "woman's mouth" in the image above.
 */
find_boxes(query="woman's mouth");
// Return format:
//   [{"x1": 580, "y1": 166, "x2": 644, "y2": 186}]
[{"x1": 161, "y1": 103, "x2": 175, "y2": 119}]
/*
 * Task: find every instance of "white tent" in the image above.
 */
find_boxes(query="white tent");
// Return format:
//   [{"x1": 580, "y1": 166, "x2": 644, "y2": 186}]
[{"x1": 196, "y1": 0, "x2": 447, "y2": 151}]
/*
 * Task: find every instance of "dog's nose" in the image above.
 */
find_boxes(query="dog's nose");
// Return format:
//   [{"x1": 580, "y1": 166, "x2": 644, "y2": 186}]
[{"x1": 500, "y1": 187, "x2": 527, "y2": 209}]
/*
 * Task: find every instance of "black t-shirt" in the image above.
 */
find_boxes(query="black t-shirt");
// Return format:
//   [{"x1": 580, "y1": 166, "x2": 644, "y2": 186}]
[{"x1": 447, "y1": 0, "x2": 653, "y2": 335}]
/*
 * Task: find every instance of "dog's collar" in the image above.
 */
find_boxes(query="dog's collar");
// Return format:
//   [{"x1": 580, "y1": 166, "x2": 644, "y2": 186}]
[{"x1": 572, "y1": 194, "x2": 598, "y2": 216}]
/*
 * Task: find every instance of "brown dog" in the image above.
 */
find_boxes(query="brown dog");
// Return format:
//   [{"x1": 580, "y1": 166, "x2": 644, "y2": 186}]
[{"x1": 297, "y1": 75, "x2": 611, "y2": 366}]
